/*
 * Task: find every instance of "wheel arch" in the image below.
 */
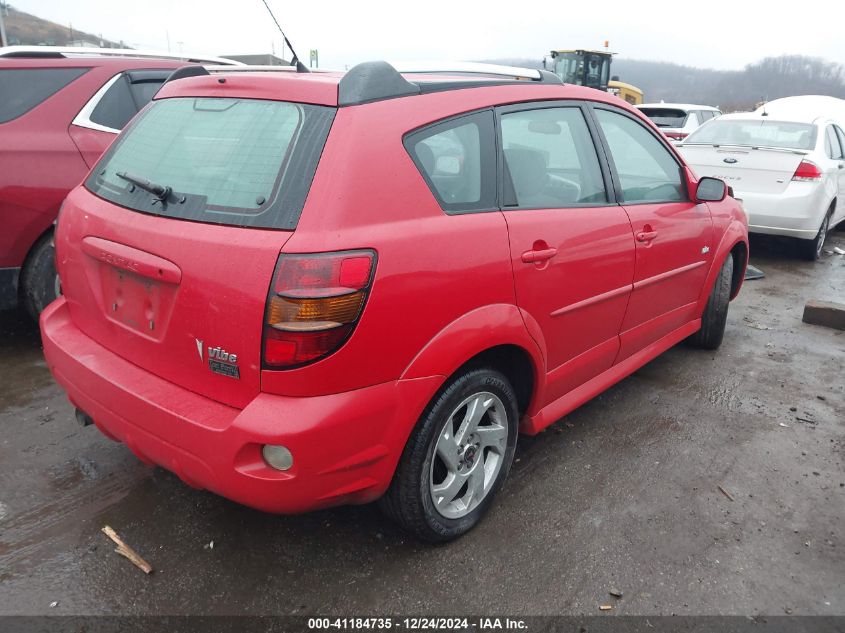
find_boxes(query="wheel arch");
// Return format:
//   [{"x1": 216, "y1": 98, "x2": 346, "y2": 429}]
[
  {"x1": 17, "y1": 225, "x2": 56, "y2": 298},
  {"x1": 728, "y1": 240, "x2": 747, "y2": 300},
  {"x1": 697, "y1": 221, "x2": 748, "y2": 309},
  {"x1": 400, "y1": 304, "x2": 544, "y2": 417}
]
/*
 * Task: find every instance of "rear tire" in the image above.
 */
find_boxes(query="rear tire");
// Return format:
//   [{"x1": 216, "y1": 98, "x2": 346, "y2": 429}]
[
  {"x1": 20, "y1": 233, "x2": 59, "y2": 321},
  {"x1": 688, "y1": 255, "x2": 733, "y2": 350},
  {"x1": 798, "y1": 209, "x2": 831, "y2": 261},
  {"x1": 379, "y1": 368, "x2": 518, "y2": 543}
]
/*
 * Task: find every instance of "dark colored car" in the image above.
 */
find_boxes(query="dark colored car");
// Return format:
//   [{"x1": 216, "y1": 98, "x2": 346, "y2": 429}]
[
  {"x1": 0, "y1": 46, "x2": 238, "y2": 318},
  {"x1": 41, "y1": 61, "x2": 748, "y2": 541}
]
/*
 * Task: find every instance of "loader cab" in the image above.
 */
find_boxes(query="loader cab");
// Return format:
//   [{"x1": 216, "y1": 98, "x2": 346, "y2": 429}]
[{"x1": 547, "y1": 49, "x2": 612, "y2": 91}]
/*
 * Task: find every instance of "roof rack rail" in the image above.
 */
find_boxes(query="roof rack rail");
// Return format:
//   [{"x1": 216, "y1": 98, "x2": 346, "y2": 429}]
[
  {"x1": 390, "y1": 61, "x2": 555, "y2": 81},
  {"x1": 204, "y1": 64, "x2": 324, "y2": 73},
  {"x1": 338, "y1": 61, "x2": 560, "y2": 106},
  {"x1": 0, "y1": 46, "x2": 243, "y2": 66}
]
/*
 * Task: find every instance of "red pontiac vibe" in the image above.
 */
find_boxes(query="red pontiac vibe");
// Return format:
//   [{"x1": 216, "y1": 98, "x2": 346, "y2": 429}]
[{"x1": 40, "y1": 61, "x2": 748, "y2": 541}]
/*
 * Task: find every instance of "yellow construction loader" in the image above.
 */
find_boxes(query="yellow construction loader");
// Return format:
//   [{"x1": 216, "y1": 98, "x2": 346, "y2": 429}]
[{"x1": 545, "y1": 48, "x2": 643, "y2": 105}]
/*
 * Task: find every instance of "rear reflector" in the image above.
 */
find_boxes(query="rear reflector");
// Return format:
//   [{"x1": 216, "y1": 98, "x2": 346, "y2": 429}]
[
  {"x1": 263, "y1": 250, "x2": 376, "y2": 369},
  {"x1": 792, "y1": 160, "x2": 822, "y2": 181}
]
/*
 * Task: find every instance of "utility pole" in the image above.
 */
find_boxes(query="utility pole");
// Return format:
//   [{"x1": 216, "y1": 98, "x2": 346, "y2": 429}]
[{"x1": 0, "y1": 1, "x2": 9, "y2": 48}]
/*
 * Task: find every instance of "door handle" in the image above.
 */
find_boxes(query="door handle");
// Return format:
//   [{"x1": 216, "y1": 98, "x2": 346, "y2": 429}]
[
  {"x1": 521, "y1": 247, "x2": 558, "y2": 263},
  {"x1": 636, "y1": 230, "x2": 658, "y2": 242}
]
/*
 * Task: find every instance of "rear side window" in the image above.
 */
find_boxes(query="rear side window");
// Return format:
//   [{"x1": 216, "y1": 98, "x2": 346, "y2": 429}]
[
  {"x1": 0, "y1": 68, "x2": 89, "y2": 124},
  {"x1": 405, "y1": 110, "x2": 497, "y2": 213},
  {"x1": 85, "y1": 97, "x2": 336, "y2": 229},
  {"x1": 638, "y1": 108, "x2": 689, "y2": 128},
  {"x1": 89, "y1": 72, "x2": 169, "y2": 130},
  {"x1": 595, "y1": 108, "x2": 686, "y2": 203},
  {"x1": 500, "y1": 107, "x2": 607, "y2": 207}
]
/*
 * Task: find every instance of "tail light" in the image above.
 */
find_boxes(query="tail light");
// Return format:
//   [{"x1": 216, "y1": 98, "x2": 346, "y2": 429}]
[
  {"x1": 792, "y1": 160, "x2": 822, "y2": 181},
  {"x1": 263, "y1": 250, "x2": 376, "y2": 369},
  {"x1": 665, "y1": 131, "x2": 688, "y2": 140}
]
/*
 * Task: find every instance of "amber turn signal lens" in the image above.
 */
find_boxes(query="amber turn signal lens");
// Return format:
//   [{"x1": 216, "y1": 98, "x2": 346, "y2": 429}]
[
  {"x1": 267, "y1": 291, "x2": 364, "y2": 331},
  {"x1": 263, "y1": 250, "x2": 376, "y2": 369}
]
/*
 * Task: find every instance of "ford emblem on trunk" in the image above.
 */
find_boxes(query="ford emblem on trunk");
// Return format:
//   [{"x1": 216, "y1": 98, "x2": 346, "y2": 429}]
[{"x1": 723, "y1": 157, "x2": 738, "y2": 164}]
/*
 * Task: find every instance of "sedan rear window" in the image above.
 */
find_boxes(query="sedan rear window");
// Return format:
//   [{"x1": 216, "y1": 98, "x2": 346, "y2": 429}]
[
  {"x1": 638, "y1": 108, "x2": 689, "y2": 128},
  {"x1": 685, "y1": 119, "x2": 817, "y2": 150},
  {"x1": 85, "y1": 97, "x2": 336, "y2": 229},
  {"x1": 0, "y1": 68, "x2": 89, "y2": 124}
]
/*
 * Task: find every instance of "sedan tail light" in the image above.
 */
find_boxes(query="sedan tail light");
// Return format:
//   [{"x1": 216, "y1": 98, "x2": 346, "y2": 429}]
[
  {"x1": 792, "y1": 160, "x2": 822, "y2": 181},
  {"x1": 263, "y1": 250, "x2": 376, "y2": 369},
  {"x1": 664, "y1": 131, "x2": 688, "y2": 140}
]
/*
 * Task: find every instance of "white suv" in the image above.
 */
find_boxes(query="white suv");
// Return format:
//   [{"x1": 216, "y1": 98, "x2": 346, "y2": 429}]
[{"x1": 637, "y1": 103, "x2": 721, "y2": 142}]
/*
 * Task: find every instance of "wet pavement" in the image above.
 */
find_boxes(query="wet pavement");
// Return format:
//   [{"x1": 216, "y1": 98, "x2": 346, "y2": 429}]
[{"x1": 0, "y1": 231, "x2": 843, "y2": 617}]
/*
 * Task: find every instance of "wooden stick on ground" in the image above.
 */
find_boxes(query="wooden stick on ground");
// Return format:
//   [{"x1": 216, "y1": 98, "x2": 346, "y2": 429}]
[
  {"x1": 101, "y1": 525, "x2": 153, "y2": 574},
  {"x1": 717, "y1": 485, "x2": 735, "y2": 502}
]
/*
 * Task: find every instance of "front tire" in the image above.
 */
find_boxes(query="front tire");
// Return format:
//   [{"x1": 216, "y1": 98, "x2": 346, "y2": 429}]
[
  {"x1": 688, "y1": 255, "x2": 733, "y2": 350},
  {"x1": 20, "y1": 233, "x2": 59, "y2": 321},
  {"x1": 380, "y1": 368, "x2": 518, "y2": 543}
]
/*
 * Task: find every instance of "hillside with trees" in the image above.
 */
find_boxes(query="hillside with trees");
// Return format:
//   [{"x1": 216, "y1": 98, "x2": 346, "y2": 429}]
[
  {"x1": 3, "y1": 4, "x2": 122, "y2": 48},
  {"x1": 485, "y1": 55, "x2": 845, "y2": 111}
]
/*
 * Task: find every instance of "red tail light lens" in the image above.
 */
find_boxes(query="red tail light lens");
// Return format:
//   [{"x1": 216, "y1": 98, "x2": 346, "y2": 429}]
[
  {"x1": 665, "y1": 131, "x2": 688, "y2": 140},
  {"x1": 792, "y1": 160, "x2": 822, "y2": 181},
  {"x1": 263, "y1": 250, "x2": 376, "y2": 369}
]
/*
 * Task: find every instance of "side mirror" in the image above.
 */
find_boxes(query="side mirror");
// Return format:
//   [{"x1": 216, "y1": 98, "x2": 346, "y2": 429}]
[{"x1": 696, "y1": 177, "x2": 727, "y2": 202}]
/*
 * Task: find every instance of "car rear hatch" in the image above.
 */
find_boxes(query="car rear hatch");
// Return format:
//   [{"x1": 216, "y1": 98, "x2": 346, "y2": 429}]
[{"x1": 57, "y1": 95, "x2": 336, "y2": 409}]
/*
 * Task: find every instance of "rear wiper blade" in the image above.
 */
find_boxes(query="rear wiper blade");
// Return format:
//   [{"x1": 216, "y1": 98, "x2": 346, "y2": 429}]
[{"x1": 117, "y1": 171, "x2": 172, "y2": 201}]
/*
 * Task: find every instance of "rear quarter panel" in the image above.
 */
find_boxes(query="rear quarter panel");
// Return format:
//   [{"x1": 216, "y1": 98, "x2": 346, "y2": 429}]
[{"x1": 262, "y1": 93, "x2": 537, "y2": 398}]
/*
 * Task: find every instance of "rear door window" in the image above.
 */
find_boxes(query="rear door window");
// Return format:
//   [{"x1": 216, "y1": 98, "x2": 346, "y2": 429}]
[
  {"x1": 0, "y1": 67, "x2": 89, "y2": 123},
  {"x1": 835, "y1": 126, "x2": 845, "y2": 159},
  {"x1": 85, "y1": 97, "x2": 336, "y2": 229},
  {"x1": 404, "y1": 110, "x2": 497, "y2": 213},
  {"x1": 825, "y1": 126, "x2": 844, "y2": 160},
  {"x1": 594, "y1": 108, "x2": 686, "y2": 203},
  {"x1": 499, "y1": 106, "x2": 608, "y2": 207}
]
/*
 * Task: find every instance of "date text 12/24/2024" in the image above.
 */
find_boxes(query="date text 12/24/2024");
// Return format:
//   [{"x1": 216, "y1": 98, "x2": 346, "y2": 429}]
[{"x1": 307, "y1": 618, "x2": 528, "y2": 630}]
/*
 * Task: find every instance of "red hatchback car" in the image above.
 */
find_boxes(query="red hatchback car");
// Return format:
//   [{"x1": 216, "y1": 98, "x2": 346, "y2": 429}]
[
  {"x1": 0, "y1": 47, "x2": 238, "y2": 318},
  {"x1": 41, "y1": 61, "x2": 748, "y2": 541}
]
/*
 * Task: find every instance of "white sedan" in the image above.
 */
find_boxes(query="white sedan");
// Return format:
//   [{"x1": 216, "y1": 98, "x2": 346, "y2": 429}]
[{"x1": 679, "y1": 112, "x2": 845, "y2": 260}]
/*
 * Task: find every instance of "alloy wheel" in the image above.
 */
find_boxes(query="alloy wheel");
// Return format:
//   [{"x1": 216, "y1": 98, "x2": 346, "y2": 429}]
[{"x1": 429, "y1": 391, "x2": 509, "y2": 519}]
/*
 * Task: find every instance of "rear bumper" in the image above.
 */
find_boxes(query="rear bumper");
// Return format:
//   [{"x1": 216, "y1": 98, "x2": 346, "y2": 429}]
[
  {"x1": 41, "y1": 298, "x2": 441, "y2": 513},
  {"x1": 736, "y1": 184, "x2": 830, "y2": 239}
]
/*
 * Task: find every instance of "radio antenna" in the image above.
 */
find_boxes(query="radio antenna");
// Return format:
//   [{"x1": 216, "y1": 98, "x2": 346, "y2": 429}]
[{"x1": 259, "y1": 0, "x2": 309, "y2": 73}]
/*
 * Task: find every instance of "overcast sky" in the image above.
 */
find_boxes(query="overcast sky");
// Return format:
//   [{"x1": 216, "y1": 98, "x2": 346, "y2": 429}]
[{"x1": 8, "y1": 0, "x2": 845, "y2": 71}]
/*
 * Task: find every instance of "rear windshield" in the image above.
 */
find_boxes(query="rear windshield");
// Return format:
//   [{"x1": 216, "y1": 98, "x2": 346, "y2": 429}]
[
  {"x1": 0, "y1": 67, "x2": 89, "y2": 123},
  {"x1": 685, "y1": 119, "x2": 817, "y2": 150},
  {"x1": 638, "y1": 108, "x2": 689, "y2": 128},
  {"x1": 85, "y1": 97, "x2": 336, "y2": 229}
]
